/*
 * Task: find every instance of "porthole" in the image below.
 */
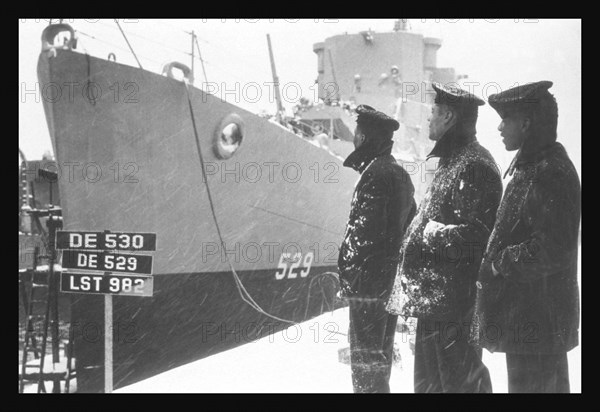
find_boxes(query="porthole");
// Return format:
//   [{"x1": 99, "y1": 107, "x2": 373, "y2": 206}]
[{"x1": 214, "y1": 114, "x2": 244, "y2": 159}]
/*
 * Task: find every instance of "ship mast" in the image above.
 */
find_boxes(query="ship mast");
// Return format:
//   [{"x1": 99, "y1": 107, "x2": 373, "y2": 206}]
[
  {"x1": 185, "y1": 30, "x2": 209, "y2": 85},
  {"x1": 266, "y1": 34, "x2": 285, "y2": 123}
]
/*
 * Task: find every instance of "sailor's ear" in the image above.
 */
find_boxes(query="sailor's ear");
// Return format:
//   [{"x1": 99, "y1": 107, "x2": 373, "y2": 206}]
[
  {"x1": 444, "y1": 106, "x2": 456, "y2": 124},
  {"x1": 521, "y1": 117, "x2": 531, "y2": 133}
]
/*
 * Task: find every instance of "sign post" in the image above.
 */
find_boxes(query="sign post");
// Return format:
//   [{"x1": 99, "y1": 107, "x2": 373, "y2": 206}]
[
  {"x1": 105, "y1": 294, "x2": 113, "y2": 393},
  {"x1": 56, "y1": 230, "x2": 157, "y2": 393}
]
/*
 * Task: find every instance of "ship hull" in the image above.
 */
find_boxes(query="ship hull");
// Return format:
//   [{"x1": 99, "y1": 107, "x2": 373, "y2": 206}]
[
  {"x1": 38, "y1": 49, "x2": 356, "y2": 392},
  {"x1": 71, "y1": 267, "x2": 340, "y2": 391}
]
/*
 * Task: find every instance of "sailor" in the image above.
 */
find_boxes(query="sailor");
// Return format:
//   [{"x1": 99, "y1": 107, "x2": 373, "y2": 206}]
[
  {"x1": 311, "y1": 123, "x2": 330, "y2": 149},
  {"x1": 386, "y1": 83, "x2": 502, "y2": 393},
  {"x1": 471, "y1": 81, "x2": 581, "y2": 393},
  {"x1": 338, "y1": 104, "x2": 417, "y2": 393}
]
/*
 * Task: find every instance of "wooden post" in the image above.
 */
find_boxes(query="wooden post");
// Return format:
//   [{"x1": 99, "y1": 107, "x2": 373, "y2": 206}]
[{"x1": 105, "y1": 294, "x2": 113, "y2": 393}]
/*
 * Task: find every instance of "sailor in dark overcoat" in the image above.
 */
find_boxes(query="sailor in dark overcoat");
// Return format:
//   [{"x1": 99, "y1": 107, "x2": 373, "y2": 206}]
[
  {"x1": 470, "y1": 81, "x2": 581, "y2": 393},
  {"x1": 386, "y1": 83, "x2": 503, "y2": 393},
  {"x1": 338, "y1": 104, "x2": 417, "y2": 393}
]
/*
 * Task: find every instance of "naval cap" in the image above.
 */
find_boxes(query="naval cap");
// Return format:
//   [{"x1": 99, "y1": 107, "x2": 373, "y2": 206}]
[
  {"x1": 355, "y1": 104, "x2": 400, "y2": 132},
  {"x1": 432, "y1": 82, "x2": 485, "y2": 107},
  {"x1": 488, "y1": 80, "x2": 553, "y2": 113}
]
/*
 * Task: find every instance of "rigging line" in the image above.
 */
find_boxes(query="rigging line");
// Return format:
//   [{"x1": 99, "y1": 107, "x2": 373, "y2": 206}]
[
  {"x1": 195, "y1": 36, "x2": 209, "y2": 84},
  {"x1": 197, "y1": 60, "x2": 257, "y2": 85},
  {"x1": 114, "y1": 19, "x2": 143, "y2": 70},
  {"x1": 77, "y1": 30, "x2": 254, "y2": 95},
  {"x1": 77, "y1": 33, "x2": 133, "y2": 57},
  {"x1": 95, "y1": 20, "x2": 192, "y2": 58},
  {"x1": 154, "y1": 20, "x2": 193, "y2": 35},
  {"x1": 154, "y1": 20, "x2": 210, "y2": 44},
  {"x1": 185, "y1": 88, "x2": 277, "y2": 316},
  {"x1": 183, "y1": 82, "x2": 298, "y2": 324},
  {"x1": 189, "y1": 54, "x2": 211, "y2": 68},
  {"x1": 76, "y1": 30, "x2": 164, "y2": 66},
  {"x1": 95, "y1": 20, "x2": 267, "y2": 86},
  {"x1": 198, "y1": 55, "x2": 285, "y2": 88},
  {"x1": 185, "y1": 35, "x2": 279, "y2": 77}
]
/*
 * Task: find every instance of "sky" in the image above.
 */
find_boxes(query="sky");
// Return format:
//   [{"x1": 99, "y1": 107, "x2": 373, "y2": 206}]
[{"x1": 19, "y1": 18, "x2": 581, "y2": 176}]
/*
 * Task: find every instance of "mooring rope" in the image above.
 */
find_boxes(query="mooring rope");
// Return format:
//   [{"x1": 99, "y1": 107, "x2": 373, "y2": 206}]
[{"x1": 183, "y1": 82, "x2": 342, "y2": 325}]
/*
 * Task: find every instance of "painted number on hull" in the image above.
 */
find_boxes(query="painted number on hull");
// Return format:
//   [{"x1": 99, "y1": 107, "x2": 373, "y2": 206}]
[{"x1": 275, "y1": 252, "x2": 314, "y2": 280}]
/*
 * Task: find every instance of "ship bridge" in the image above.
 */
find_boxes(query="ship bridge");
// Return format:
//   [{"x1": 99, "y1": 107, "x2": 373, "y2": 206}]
[{"x1": 299, "y1": 22, "x2": 462, "y2": 202}]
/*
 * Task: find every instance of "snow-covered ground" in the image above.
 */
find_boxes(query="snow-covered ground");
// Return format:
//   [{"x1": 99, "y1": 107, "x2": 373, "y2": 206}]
[
  {"x1": 116, "y1": 306, "x2": 407, "y2": 393},
  {"x1": 116, "y1": 305, "x2": 581, "y2": 393},
  {"x1": 117, "y1": 249, "x2": 582, "y2": 393}
]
